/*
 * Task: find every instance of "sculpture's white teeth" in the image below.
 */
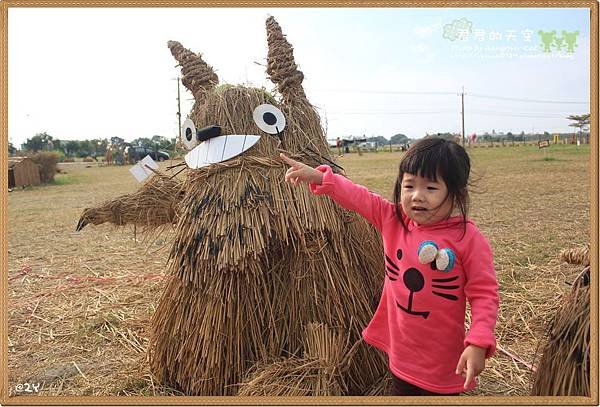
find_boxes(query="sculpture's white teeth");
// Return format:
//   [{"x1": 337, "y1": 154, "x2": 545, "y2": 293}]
[{"x1": 184, "y1": 135, "x2": 260, "y2": 169}]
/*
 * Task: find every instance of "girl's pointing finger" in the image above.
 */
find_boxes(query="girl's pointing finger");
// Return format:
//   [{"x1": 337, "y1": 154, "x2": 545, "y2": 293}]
[{"x1": 279, "y1": 153, "x2": 299, "y2": 167}]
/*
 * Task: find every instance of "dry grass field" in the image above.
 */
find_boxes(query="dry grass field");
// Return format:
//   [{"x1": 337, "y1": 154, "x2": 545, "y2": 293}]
[{"x1": 6, "y1": 143, "x2": 591, "y2": 398}]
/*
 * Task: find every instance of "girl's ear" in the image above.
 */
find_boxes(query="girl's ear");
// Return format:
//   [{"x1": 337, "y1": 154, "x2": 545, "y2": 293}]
[
  {"x1": 167, "y1": 40, "x2": 219, "y2": 103},
  {"x1": 265, "y1": 16, "x2": 307, "y2": 103}
]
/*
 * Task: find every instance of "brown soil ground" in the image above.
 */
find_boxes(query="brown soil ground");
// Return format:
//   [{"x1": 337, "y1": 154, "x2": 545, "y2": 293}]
[{"x1": 6, "y1": 144, "x2": 591, "y2": 397}]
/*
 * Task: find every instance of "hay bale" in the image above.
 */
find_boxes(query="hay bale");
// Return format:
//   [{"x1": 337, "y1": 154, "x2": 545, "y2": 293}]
[
  {"x1": 30, "y1": 151, "x2": 60, "y2": 183},
  {"x1": 531, "y1": 266, "x2": 590, "y2": 396}
]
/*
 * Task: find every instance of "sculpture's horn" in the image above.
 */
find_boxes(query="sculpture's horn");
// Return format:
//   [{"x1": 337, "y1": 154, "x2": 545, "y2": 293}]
[
  {"x1": 167, "y1": 40, "x2": 219, "y2": 101},
  {"x1": 265, "y1": 16, "x2": 306, "y2": 101}
]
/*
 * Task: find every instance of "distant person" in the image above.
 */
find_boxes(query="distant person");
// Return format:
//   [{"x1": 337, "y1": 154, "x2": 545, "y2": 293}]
[
  {"x1": 105, "y1": 146, "x2": 113, "y2": 166},
  {"x1": 336, "y1": 137, "x2": 343, "y2": 157},
  {"x1": 114, "y1": 148, "x2": 124, "y2": 166},
  {"x1": 280, "y1": 137, "x2": 499, "y2": 396}
]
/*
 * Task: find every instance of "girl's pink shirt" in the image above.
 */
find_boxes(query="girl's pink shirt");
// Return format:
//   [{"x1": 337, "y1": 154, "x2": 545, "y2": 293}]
[{"x1": 310, "y1": 165, "x2": 499, "y2": 394}]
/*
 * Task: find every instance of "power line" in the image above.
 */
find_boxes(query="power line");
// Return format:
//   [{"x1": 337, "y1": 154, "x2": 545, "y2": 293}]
[
  {"x1": 469, "y1": 110, "x2": 573, "y2": 119},
  {"x1": 326, "y1": 110, "x2": 456, "y2": 116},
  {"x1": 468, "y1": 102, "x2": 587, "y2": 113},
  {"x1": 313, "y1": 89, "x2": 457, "y2": 96},
  {"x1": 468, "y1": 93, "x2": 589, "y2": 104},
  {"x1": 313, "y1": 88, "x2": 589, "y2": 104}
]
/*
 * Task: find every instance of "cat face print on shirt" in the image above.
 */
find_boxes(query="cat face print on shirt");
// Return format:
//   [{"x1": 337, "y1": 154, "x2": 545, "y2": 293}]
[{"x1": 384, "y1": 241, "x2": 460, "y2": 320}]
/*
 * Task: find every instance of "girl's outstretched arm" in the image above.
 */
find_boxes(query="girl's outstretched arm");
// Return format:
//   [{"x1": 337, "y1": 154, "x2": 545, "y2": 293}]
[
  {"x1": 280, "y1": 153, "x2": 324, "y2": 186},
  {"x1": 280, "y1": 153, "x2": 394, "y2": 232}
]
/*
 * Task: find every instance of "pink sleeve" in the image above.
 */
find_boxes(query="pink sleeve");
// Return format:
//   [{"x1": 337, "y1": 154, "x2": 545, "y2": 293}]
[
  {"x1": 309, "y1": 165, "x2": 390, "y2": 231},
  {"x1": 461, "y1": 229, "x2": 500, "y2": 358}
]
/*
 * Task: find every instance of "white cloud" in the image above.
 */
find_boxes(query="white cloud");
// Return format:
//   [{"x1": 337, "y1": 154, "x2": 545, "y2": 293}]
[{"x1": 413, "y1": 24, "x2": 440, "y2": 38}]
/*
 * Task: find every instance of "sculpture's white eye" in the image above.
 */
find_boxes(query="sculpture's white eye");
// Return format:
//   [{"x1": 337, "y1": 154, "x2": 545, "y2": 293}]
[
  {"x1": 181, "y1": 118, "x2": 199, "y2": 150},
  {"x1": 253, "y1": 104, "x2": 286, "y2": 135}
]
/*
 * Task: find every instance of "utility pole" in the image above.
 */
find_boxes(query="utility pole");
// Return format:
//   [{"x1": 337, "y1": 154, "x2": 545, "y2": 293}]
[
  {"x1": 176, "y1": 77, "x2": 182, "y2": 141},
  {"x1": 461, "y1": 86, "x2": 465, "y2": 147}
]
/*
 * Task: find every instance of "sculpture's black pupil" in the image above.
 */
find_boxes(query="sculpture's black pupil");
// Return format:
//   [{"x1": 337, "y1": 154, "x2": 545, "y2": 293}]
[
  {"x1": 186, "y1": 127, "x2": 193, "y2": 141},
  {"x1": 263, "y1": 112, "x2": 277, "y2": 126}
]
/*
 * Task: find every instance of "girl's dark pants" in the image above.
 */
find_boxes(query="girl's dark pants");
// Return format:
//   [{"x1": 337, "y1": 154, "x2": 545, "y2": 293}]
[{"x1": 391, "y1": 375, "x2": 460, "y2": 396}]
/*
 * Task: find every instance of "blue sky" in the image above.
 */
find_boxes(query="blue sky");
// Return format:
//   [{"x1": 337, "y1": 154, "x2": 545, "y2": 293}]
[{"x1": 8, "y1": 7, "x2": 591, "y2": 146}]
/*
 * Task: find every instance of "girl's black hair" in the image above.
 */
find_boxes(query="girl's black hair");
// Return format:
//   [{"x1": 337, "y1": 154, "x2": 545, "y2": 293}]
[{"x1": 392, "y1": 137, "x2": 471, "y2": 238}]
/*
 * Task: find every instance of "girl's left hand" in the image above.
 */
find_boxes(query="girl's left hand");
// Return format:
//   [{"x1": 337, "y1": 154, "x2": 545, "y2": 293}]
[{"x1": 455, "y1": 344, "x2": 487, "y2": 389}]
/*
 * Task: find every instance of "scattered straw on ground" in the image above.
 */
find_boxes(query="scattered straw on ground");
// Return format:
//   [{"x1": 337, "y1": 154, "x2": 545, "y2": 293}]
[{"x1": 7, "y1": 144, "x2": 591, "y2": 397}]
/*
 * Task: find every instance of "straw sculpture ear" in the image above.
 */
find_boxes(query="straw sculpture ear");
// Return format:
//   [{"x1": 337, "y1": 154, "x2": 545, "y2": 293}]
[
  {"x1": 265, "y1": 16, "x2": 307, "y2": 101},
  {"x1": 168, "y1": 40, "x2": 219, "y2": 101}
]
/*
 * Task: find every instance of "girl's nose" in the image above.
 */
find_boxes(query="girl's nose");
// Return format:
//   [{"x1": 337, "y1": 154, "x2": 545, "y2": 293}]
[{"x1": 412, "y1": 189, "x2": 425, "y2": 201}]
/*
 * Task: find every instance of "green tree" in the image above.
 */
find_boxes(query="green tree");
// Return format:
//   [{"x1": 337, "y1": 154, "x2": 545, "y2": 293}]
[
  {"x1": 89, "y1": 138, "x2": 108, "y2": 157},
  {"x1": 111, "y1": 136, "x2": 125, "y2": 147},
  {"x1": 78, "y1": 140, "x2": 93, "y2": 158},
  {"x1": 366, "y1": 136, "x2": 388, "y2": 146},
  {"x1": 390, "y1": 133, "x2": 408, "y2": 144},
  {"x1": 132, "y1": 137, "x2": 153, "y2": 148},
  {"x1": 151, "y1": 135, "x2": 174, "y2": 150},
  {"x1": 8, "y1": 141, "x2": 17, "y2": 155},
  {"x1": 23, "y1": 132, "x2": 53, "y2": 153},
  {"x1": 567, "y1": 114, "x2": 590, "y2": 141},
  {"x1": 53, "y1": 139, "x2": 64, "y2": 153},
  {"x1": 64, "y1": 140, "x2": 80, "y2": 156}
]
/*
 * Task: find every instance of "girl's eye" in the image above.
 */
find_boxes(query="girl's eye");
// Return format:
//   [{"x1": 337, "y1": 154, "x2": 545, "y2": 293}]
[
  {"x1": 403, "y1": 185, "x2": 413, "y2": 189},
  {"x1": 427, "y1": 187, "x2": 438, "y2": 190}
]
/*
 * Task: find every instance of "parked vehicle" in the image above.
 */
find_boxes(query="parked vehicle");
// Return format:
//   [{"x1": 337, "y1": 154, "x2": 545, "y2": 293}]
[{"x1": 127, "y1": 146, "x2": 170, "y2": 162}]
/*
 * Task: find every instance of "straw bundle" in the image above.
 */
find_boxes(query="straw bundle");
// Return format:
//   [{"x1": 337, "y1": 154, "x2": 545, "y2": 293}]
[
  {"x1": 559, "y1": 244, "x2": 590, "y2": 266},
  {"x1": 237, "y1": 323, "x2": 348, "y2": 396},
  {"x1": 266, "y1": 16, "x2": 305, "y2": 101},
  {"x1": 167, "y1": 40, "x2": 218, "y2": 102},
  {"x1": 79, "y1": 16, "x2": 387, "y2": 396},
  {"x1": 76, "y1": 174, "x2": 183, "y2": 231},
  {"x1": 531, "y1": 265, "x2": 590, "y2": 396}
]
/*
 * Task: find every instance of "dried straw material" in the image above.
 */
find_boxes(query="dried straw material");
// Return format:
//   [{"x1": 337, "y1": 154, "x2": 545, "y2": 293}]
[
  {"x1": 559, "y1": 244, "x2": 590, "y2": 266},
  {"x1": 167, "y1": 40, "x2": 219, "y2": 101},
  {"x1": 237, "y1": 323, "x2": 348, "y2": 396},
  {"x1": 80, "y1": 17, "x2": 387, "y2": 396},
  {"x1": 148, "y1": 158, "x2": 386, "y2": 394},
  {"x1": 266, "y1": 16, "x2": 305, "y2": 101},
  {"x1": 77, "y1": 174, "x2": 183, "y2": 231},
  {"x1": 148, "y1": 29, "x2": 389, "y2": 392},
  {"x1": 530, "y1": 265, "x2": 590, "y2": 396}
]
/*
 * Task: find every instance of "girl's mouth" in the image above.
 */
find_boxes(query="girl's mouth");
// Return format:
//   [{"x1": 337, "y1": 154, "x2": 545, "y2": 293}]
[{"x1": 412, "y1": 207, "x2": 428, "y2": 212}]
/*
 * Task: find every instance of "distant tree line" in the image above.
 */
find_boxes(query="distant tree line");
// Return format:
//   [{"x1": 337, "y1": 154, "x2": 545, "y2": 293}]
[
  {"x1": 15, "y1": 132, "x2": 177, "y2": 158},
  {"x1": 365, "y1": 134, "x2": 410, "y2": 146},
  {"x1": 13, "y1": 113, "x2": 589, "y2": 157}
]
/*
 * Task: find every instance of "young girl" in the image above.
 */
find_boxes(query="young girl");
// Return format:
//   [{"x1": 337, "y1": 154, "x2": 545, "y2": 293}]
[{"x1": 280, "y1": 137, "x2": 499, "y2": 396}]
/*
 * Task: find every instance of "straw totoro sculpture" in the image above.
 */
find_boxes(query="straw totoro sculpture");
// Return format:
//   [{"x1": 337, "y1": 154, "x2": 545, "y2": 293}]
[{"x1": 77, "y1": 17, "x2": 387, "y2": 396}]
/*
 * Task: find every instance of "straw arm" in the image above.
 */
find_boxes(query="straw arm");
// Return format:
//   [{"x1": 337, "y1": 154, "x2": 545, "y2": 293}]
[{"x1": 76, "y1": 175, "x2": 184, "y2": 231}]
